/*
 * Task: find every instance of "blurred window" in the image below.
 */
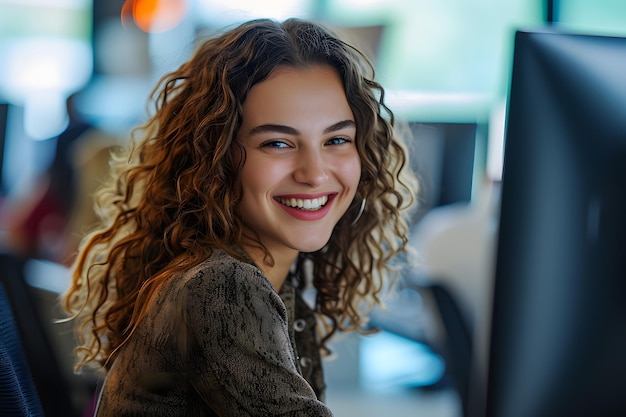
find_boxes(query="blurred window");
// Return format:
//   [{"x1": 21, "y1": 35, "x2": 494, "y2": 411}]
[
  {"x1": 0, "y1": 0, "x2": 92, "y2": 192},
  {"x1": 0, "y1": 0, "x2": 92, "y2": 139},
  {"x1": 556, "y1": 0, "x2": 626, "y2": 36},
  {"x1": 323, "y1": 0, "x2": 543, "y2": 122}
]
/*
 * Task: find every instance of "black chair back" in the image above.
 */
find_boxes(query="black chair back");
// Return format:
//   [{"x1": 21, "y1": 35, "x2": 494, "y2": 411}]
[{"x1": 0, "y1": 253, "x2": 76, "y2": 416}]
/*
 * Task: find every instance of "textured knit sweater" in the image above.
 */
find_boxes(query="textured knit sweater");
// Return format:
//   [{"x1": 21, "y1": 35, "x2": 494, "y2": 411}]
[{"x1": 94, "y1": 249, "x2": 332, "y2": 416}]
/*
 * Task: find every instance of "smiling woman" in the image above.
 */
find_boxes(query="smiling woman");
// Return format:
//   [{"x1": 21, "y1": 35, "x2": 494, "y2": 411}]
[
  {"x1": 238, "y1": 66, "x2": 361, "y2": 271},
  {"x1": 61, "y1": 17, "x2": 417, "y2": 416}
]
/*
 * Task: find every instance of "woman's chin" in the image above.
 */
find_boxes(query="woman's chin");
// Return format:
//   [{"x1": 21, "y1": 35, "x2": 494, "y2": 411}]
[{"x1": 295, "y1": 238, "x2": 332, "y2": 254}]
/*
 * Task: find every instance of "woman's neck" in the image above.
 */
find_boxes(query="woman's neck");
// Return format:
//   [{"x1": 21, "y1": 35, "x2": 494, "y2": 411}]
[{"x1": 241, "y1": 243, "x2": 298, "y2": 291}]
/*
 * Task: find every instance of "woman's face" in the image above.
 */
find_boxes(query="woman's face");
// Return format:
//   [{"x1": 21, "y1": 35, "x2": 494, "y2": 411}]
[{"x1": 237, "y1": 65, "x2": 361, "y2": 260}]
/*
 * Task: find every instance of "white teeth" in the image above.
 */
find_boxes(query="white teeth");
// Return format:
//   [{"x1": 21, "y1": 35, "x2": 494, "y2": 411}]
[{"x1": 277, "y1": 195, "x2": 329, "y2": 210}]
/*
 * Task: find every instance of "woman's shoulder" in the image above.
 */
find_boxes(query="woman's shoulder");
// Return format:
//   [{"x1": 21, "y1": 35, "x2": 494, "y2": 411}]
[
  {"x1": 153, "y1": 249, "x2": 287, "y2": 326},
  {"x1": 168, "y1": 249, "x2": 274, "y2": 301}
]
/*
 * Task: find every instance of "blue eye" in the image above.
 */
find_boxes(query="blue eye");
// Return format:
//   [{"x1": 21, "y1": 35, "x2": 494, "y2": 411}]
[
  {"x1": 261, "y1": 140, "x2": 290, "y2": 149},
  {"x1": 326, "y1": 137, "x2": 352, "y2": 146}
]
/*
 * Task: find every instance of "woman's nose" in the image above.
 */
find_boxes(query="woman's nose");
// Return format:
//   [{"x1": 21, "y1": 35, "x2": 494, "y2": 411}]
[{"x1": 293, "y1": 149, "x2": 329, "y2": 187}]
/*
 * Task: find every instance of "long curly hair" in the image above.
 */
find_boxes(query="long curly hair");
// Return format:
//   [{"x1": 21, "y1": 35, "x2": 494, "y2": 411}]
[{"x1": 62, "y1": 17, "x2": 417, "y2": 372}]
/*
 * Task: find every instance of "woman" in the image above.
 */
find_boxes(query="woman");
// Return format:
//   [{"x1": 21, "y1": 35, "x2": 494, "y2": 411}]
[{"x1": 62, "y1": 18, "x2": 417, "y2": 416}]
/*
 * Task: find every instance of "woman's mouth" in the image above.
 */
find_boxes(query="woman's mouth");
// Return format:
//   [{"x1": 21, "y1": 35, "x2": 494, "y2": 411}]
[{"x1": 275, "y1": 195, "x2": 329, "y2": 211}]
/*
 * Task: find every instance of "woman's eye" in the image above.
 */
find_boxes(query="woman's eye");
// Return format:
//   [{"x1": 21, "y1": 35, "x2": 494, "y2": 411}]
[
  {"x1": 326, "y1": 136, "x2": 352, "y2": 146},
  {"x1": 261, "y1": 140, "x2": 290, "y2": 149}
]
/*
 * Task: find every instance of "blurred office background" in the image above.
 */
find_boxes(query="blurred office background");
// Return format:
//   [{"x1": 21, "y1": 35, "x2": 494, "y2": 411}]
[{"x1": 1, "y1": 1, "x2": 626, "y2": 416}]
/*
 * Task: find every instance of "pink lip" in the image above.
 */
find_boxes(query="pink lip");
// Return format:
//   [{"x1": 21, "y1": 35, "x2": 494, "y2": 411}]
[
  {"x1": 274, "y1": 193, "x2": 336, "y2": 221},
  {"x1": 275, "y1": 192, "x2": 334, "y2": 199}
]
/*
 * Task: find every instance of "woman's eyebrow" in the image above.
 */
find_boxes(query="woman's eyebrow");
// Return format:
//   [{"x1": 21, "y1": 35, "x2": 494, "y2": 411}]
[
  {"x1": 247, "y1": 120, "x2": 356, "y2": 137},
  {"x1": 323, "y1": 120, "x2": 356, "y2": 134},
  {"x1": 248, "y1": 124, "x2": 298, "y2": 136}
]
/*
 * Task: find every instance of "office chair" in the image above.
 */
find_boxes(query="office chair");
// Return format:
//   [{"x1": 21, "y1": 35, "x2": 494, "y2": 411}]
[
  {"x1": 0, "y1": 279, "x2": 44, "y2": 416},
  {"x1": 0, "y1": 253, "x2": 77, "y2": 417}
]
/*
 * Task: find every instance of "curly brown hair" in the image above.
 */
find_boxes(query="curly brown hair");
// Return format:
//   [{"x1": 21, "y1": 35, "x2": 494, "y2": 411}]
[{"x1": 62, "y1": 17, "x2": 417, "y2": 371}]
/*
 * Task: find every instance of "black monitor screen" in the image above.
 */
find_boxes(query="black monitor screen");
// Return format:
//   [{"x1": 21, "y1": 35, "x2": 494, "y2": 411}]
[{"x1": 485, "y1": 29, "x2": 626, "y2": 417}]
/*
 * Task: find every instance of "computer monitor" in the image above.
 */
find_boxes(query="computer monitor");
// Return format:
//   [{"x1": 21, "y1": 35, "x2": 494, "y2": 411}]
[{"x1": 484, "y1": 29, "x2": 626, "y2": 417}]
